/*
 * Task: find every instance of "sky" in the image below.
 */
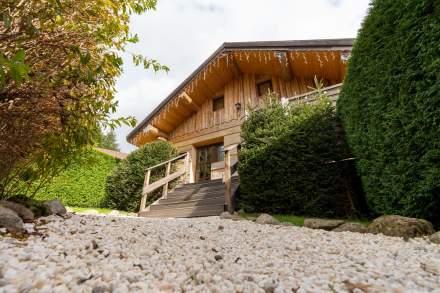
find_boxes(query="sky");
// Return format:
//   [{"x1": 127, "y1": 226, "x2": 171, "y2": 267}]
[{"x1": 114, "y1": 0, "x2": 371, "y2": 153}]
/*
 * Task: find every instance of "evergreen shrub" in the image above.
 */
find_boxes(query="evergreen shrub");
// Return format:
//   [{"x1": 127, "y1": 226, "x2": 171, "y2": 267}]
[
  {"x1": 337, "y1": 0, "x2": 440, "y2": 225},
  {"x1": 36, "y1": 149, "x2": 119, "y2": 208},
  {"x1": 237, "y1": 92, "x2": 365, "y2": 218},
  {"x1": 104, "y1": 141, "x2": 177, "y2": 212}
]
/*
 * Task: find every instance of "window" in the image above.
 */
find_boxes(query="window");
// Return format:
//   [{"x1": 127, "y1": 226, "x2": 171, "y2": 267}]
[
  {"x1": 212, "y1": 96, "x2": 224, "y2": 112},
  {"x1": 257, "y1": 80, "x2": 273, "y2": 97}
]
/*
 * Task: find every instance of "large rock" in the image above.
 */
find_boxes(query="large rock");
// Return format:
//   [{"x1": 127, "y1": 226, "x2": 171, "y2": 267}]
[
  {"x1": 0, "y1": 200, "x2": 34, "y2": 222},
  {"x1": 219, "y1": 211, "x2": 233, "y2": 219},
  {"x1": 304, "y1": 218, "x2": 345, "y2": 230},
  {"x1": 255, "y1": 213, "x2": 280, "y2": 225},
  {"x1": 367, "y1": 215, "x2": 434, "y2": 238},
  {"x1": 43, "y1": 199, "x2": 67, "y2": 216},
  {"x1": 0, "y1": 206, "x2": 24, "y2": 234},
  {"x1": 429, "y1": 232, "x2": 440, "y2": 244},
  {"x1": 332, "y1": 222, "x2": 367, "y2": 233}
]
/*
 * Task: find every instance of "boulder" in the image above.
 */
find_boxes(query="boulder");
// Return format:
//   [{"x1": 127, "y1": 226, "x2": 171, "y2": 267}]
[
  {"x1": 0, "y1": 200, "x2": 34, "y2": 222},
  {"x1": 43, "y1": 199, "x2": 67, "y2": 216},
  {"x1": 367, "y1": 215, "x2": 434, "y2": 238},
  {"x1": 429, "y1": 232, "x2": 440, "y2": 244},
  {"x1": 219, "y1": 211, "x2": 233, "y2": 219},
  {"x1": 0, "y1": 206, "x2": 25, "y2": 234},
  {"x1": 255, "y1": 213, "x2": 280, "y2": 225},
  {"x1": 332, "y1": 222, "x2": 367, "y2": 233},
  {"x1": 304, "y1": 218, "x2": 345, "y2": 230}
]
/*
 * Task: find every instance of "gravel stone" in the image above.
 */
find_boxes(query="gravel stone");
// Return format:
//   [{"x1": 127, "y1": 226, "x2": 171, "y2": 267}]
[
  {"x1": 43, "y1": 199, "x2": 67, "y2": 216},
  {"x1": 0, "y1": 206, "x2": 24, "y2": 233},
  {"x1": 332, "y1": 222, "x2": 367, "y2": 233},
  {"x1": 368, "y1": 215, "x2": 435, "y2": 238},
  {"x1": 429, "y1": 232, "x2": 440, "y2": 244},
  {"x1": 304, "y1": 218, "x2": 345, "y2": 230},
  {"x1": 0, "y1": 200, "x2": 34, "y2": 222},
  {"x1": 1, "y1": 214, "x2": 440, "y2": 292},
  {"x1": 255, "y1": 213, "x2": 280, "y2": 225},
  {"x1": 219, "y1": 211, "x2": 232, "y2": 219}
]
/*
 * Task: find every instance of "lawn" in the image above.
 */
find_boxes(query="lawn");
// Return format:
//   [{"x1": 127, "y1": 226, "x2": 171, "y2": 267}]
[{"x1": 68, "y1": 206, "x2": 129, "y2": 215}]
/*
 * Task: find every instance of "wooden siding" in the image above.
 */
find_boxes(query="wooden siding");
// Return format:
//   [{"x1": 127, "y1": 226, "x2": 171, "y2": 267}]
[{"x1": 169, "y1": 73, "x2": 329, "y2": 143}]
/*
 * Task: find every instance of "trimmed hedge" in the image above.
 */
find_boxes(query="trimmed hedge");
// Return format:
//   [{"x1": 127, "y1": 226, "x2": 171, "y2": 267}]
[
  {"x1": 36, "y1": 149, "x2": 119, "y2": 208},
  {"x1": 337, "y1": 0, "x2": 440, "y2": 225},
  {"x1": 104, "y1": 141, "x2": 177, "y2": 212},
  {"x1": 237, "y1": 96, "x2": 365, "y2": 218}
]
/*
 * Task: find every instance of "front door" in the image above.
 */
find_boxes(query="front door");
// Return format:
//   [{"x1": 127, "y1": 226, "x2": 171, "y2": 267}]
[{"x1": 196, "y1": 143, "x2": 224, "y2": 181}]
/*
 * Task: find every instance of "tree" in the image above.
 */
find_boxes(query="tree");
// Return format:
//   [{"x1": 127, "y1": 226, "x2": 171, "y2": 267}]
[
  {"x1": 337, "y1": 0, "x2": 440, "y2": 225},
  {"x1": 0, "y1": 0, "x2": 168, "y2": 198},
  {"x1": 97, "y1": 128, "x2": 120, "y2": 151}
]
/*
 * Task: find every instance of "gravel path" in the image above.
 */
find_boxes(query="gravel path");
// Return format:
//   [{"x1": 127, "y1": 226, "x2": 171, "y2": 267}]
[{"x1": 1, "y1": 214, "x2": 440, "y2": 292}]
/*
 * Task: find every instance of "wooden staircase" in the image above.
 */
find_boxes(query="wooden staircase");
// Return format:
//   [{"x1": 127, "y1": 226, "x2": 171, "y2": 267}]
[
  {"x1": 137, "y1": 144, "x2": 240, "y2": 218},
  {"x1": 139, "y1": 177, "x2": 239, "y2": 218}
]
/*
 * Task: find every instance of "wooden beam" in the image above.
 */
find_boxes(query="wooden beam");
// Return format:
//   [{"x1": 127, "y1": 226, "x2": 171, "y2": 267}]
[
  {"x1": 280, "y1": 51, "x2": 293, "y2": 81},
  {"x1": 231, "y1": 55, "x2": 242, "y2": 77},
  {"x1": 145, "y1": 124, "x2": 169, "y2": 140},
  {"x1": 180, "y1": 91, "x2": 200, "y2": 111}
]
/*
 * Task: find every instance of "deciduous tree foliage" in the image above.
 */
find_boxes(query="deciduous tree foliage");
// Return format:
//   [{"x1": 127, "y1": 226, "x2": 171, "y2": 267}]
[
  {"x1": 337, "y1": 0, "x2": 440, "y2": 225},
  {"x1": 0, "y1": 0, "x2": 167, "y2": 197},
  {"x1": 237, "y1": 91, "x2": 364, "y2": 218}
]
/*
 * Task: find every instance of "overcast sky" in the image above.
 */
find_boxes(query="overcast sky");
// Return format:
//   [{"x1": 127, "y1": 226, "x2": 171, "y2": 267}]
[{"x1": 114, "y1": 0, "x2": 371, "y2": 153}]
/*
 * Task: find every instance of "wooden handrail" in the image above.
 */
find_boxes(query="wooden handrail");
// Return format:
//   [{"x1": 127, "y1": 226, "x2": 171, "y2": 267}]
[
  {"x1": 145, "y1": 153, "x2": 187, "y2": 171},
  {"x1": 139, "y1": 152, "x2": 190, "y2": 212}
]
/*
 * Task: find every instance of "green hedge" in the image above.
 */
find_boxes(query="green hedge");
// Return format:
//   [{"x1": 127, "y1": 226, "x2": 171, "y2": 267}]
[
  {"x1": 337, "y1": 0, "x2": 440, "y2": 225},
  {"x1": 237, "y1": 95, "x2": 365, "y2": 218},
  {"x1": 36, "y1": 149, "x2": 119, "y2": 208},
  {"x1": 104, "y1": 141, "x2": 177, "y2": 212}
]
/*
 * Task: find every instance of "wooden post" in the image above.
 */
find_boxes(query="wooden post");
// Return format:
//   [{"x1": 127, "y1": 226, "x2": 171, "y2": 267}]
[
  {"x1": 140, "y1": 169, "x2": 151, "y2": 212},
  {"x1": 183, "y1": 152, "x2": 190, "y2": 184},
  {"x1": 224, "y1": 150, "x2": 232, "y2": 213},
  {"x1": 162, "y1": 161, "x2": 171, "y2": 198}
]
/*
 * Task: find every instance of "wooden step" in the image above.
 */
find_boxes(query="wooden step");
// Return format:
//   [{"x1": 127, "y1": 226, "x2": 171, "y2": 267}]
[
  {"x1": 140, "y1": 204, "x2": 224, "y2": 218},
  {"x1": 167, "y1": 187, "x2": 224, "y2": 199},
  {"x1": 158, "y1": 192, "x2": 224, "y2": 204},
  {"x1": 151, "y1": 196, "x2": 225, "y2": 210}
]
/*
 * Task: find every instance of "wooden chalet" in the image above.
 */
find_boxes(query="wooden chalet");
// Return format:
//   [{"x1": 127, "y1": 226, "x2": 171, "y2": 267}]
[{"x1": 127, "y1": 39, "x2": 353, "y2": 218}]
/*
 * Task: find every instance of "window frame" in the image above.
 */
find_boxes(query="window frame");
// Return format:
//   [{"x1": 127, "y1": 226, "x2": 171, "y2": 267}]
[
  {"x1": 212, "y1": 96, "x2": 225, "y2": 112},
  {"x1": 257, "y1": 80, "x2": 273, "y2": 97}
]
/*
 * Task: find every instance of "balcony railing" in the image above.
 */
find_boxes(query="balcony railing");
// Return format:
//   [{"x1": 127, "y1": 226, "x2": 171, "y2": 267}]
[{"x1": 286, "y1": 83, "x2": 342, "y2": 105}]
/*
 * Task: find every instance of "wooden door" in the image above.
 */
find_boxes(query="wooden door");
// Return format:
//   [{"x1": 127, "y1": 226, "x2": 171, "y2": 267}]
[{"x1": 196, "y1": 143, "x2": 224, "y2": 181}]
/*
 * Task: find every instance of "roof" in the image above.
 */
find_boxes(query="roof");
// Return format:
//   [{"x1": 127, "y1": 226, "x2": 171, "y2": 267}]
[
  {"x1": 95, "y1": 147, "x2": 128, "y2": 160},
  {"x1": 127, "y1": 38, "x2": 354, "y2": 142}
]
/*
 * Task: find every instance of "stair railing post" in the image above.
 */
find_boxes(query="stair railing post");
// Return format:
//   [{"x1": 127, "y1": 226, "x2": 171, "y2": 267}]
[
  {"x1": 224, "y1": 149, "x2": 232, "y2": 213},
  {"x1": 183, "y1": 152, "x2": 190, "y2": 184},
  {"x1": 140, "y1": 169, "x2": 151, "y2": 212},
  {"x1": 162, "y1": 161, "x2": 171, "y2": 199}
]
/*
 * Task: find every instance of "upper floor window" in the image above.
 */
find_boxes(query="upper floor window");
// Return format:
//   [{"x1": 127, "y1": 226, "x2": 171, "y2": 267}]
[
  {"x1": 212, "y1": 96, "x2": 224, "y2": 112},
  {"x1": 257, "y1": 80, "x2": 273, "y2": 97}
]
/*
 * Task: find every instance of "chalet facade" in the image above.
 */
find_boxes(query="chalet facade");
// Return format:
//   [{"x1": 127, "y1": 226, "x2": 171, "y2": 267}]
[{"x1": 127, "y1": 39, "x2": 353, "y2": 217}]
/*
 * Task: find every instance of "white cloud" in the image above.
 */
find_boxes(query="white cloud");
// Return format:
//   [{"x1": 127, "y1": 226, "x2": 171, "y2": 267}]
[{"x1": 114, "y1": 0, "x2": 371, "y2": 152}]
